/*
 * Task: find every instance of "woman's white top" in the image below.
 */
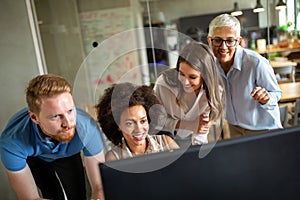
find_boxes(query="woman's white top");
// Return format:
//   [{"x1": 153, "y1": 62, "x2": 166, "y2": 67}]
[{"x1": 154, "y1": 74, "x2": 210, "y2": 145}]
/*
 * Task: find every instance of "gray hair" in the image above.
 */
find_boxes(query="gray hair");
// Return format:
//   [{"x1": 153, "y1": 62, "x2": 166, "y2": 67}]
[{"x1": 208, "y1": 13, "x2": 241, "y2": 37}]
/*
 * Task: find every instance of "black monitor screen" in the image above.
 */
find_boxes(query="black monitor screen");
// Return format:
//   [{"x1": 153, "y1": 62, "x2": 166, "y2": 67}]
[{"x1": 99, "y1": 126, "x2": 300, "y2": 200}]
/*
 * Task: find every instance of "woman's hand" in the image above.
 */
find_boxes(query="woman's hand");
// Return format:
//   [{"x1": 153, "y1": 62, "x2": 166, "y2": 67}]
[{"x1": 197, "y1": 114, "x2": 210, "y2": 134}]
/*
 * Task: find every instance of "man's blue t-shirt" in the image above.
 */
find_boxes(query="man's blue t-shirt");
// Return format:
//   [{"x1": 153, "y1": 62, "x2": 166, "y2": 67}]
[{"x1": 0, "y1": 107, "x2": 104, "y2": 171}]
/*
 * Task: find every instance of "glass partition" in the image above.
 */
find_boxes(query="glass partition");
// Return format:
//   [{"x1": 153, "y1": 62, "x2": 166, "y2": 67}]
[{"x1": 31, "y1": 0, "x2": 300, "y2": 135}]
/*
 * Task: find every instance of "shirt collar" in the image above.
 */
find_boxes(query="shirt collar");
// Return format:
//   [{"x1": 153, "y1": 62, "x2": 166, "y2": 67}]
[
  {"x1": 33, "y1": 122, "x2": 60, "y2": 147},
  {"x1": 232, "y1": 46, "x2": 243, "y2": 71}
]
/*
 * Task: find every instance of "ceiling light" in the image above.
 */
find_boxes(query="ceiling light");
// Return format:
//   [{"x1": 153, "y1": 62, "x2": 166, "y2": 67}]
[
  {"x1": 275, "y1": 0, "x2": 287, "y2": 10},
  {"x1": 253, "y1": 0, "x2": 265, "y2": 13},
  {"x1": 231, "y1": 2, "x2": 243, "y2": 16}
]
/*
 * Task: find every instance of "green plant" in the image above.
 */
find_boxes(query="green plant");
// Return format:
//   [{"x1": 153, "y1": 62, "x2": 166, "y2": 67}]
[{"x1": 279, "y1": 22, "x2": 293, "y2": 32}]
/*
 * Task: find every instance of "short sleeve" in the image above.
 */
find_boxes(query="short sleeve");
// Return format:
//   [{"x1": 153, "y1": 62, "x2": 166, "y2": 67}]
[
  {"x1": 75, "y1": 108, "x2": 104, "y2": 156},
  {"x1": 0, "y1": 141, "x2": 27, "y2": 171}
]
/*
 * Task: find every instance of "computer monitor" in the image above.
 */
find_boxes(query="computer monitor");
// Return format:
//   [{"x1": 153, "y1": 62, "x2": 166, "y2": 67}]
[{"x1": 99, "y1": 126, "x2": 300, "y2": 200}]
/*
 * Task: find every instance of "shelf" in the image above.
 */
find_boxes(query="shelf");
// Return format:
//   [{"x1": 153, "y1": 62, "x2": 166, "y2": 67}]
[{"x1": 254, "y1": 47, "x2": 300, "y2": 55}]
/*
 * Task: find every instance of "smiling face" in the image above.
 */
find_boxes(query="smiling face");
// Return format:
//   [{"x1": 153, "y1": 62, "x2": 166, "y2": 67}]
[
  {"x1": 29, "y1": 92, "x2": 76, "y2": 143},
  {"x1": 119, "y1": 105, "x2": 149, "y2": 150},
  {"x1": 178, "y1": 62, "x2": 203, "y2": 94},
  {"x1": 208, "y1": 27, "x2": 241, "y2": 70}
]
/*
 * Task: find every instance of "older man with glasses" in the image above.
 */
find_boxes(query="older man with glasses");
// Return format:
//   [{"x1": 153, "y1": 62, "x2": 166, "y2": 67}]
[{"x1": 207, "y1": 13, "x2": 282, "y2": 138}]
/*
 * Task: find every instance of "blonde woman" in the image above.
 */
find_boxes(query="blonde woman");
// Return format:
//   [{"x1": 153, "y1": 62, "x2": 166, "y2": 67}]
[{"x1": 154, "y1": 42, "x2": 225, "y2": 145}]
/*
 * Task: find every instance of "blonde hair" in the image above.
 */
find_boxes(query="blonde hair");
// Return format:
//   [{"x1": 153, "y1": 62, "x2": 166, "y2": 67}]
[
  {"x1": 26, "y1": 74, "x2": 72, "y2": 114},
  {"x1": 161, "y1": 42, "x2": 225, "y2": 122}
]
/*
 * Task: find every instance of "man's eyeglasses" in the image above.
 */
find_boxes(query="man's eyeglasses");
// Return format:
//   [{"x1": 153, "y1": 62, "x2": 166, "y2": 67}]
[{"x1": 210, "y1": 38, "x2": 238, "y2": 47}]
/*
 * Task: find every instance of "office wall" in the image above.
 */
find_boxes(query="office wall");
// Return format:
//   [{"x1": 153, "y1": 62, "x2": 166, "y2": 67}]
[
  {"x1": 0, "y1": 0, "x2": 40, "y2": 199},
  {"x1": 34, "y1": 0, "x2": 86, "y2": 86}
]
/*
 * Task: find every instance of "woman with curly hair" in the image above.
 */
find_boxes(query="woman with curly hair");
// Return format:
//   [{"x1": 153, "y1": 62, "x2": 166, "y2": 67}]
[{"x1": 96, "y1": 82, "x2": 179, "y2": 161}]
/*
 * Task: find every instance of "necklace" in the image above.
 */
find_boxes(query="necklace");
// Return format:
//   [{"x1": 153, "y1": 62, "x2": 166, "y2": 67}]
[{"x1": 125, "y1": 138, "x2": 149, "y2": 155}]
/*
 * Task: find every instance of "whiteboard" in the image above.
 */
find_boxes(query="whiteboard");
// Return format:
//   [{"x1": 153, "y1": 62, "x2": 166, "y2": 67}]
[{"x1": 75, "y1": 7, "x2": 145, "y2": 111}]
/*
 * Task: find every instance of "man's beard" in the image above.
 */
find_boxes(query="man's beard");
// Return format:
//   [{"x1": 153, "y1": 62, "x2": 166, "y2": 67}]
[{"x1": 52, "y1": 125, "x2": 76, "y2": 143}]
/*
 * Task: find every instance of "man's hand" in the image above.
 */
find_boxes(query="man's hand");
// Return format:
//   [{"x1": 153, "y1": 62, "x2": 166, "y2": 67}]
[
  {"x1": 250, "y1": 86, "x2": 270, "y2": 105},
  {"x1": 84, "y1": 151, "x2": 105, "y2": 200}
]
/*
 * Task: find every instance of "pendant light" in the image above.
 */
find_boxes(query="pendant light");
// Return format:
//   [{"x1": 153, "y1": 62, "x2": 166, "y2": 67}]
[
  {"x1": 275, "y1": 0, "x2": 287, "y2": 10},
  {"x1": 231, "y1": 2, "x2": 243, "y2": 16},
  {"x1": 253, "y1": 0, "x2": 265, "y2": 13}
]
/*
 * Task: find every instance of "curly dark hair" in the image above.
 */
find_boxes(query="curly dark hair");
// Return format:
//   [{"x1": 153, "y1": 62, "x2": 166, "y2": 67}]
[{"x1": 96, "y1": 82, "x2": 162, "y2": 146}]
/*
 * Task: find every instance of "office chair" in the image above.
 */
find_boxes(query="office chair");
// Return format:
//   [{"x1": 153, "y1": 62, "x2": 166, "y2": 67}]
[
  {"x1": 273, "y1": 65, "x2": 295, "y2": 83},
  {"x1": 279, "y1": 104, "x2": 289, "y2": 127},
  {"x1": 289, "y1": 99, "x2": 300, "y2": 126}
]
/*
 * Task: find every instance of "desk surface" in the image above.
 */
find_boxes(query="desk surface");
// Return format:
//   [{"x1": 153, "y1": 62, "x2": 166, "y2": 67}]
[
  {"x1": 279, "y1": 82, "x2": 300, "y2": 102},
  {"x1": 270, "y1": 61, "x2": 297, "y2": 68}
]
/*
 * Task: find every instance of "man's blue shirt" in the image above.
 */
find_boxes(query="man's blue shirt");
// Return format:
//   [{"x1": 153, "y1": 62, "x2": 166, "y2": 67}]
[{"x1": 0, "y1": 107, "x2": 103, "y2": 171}]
